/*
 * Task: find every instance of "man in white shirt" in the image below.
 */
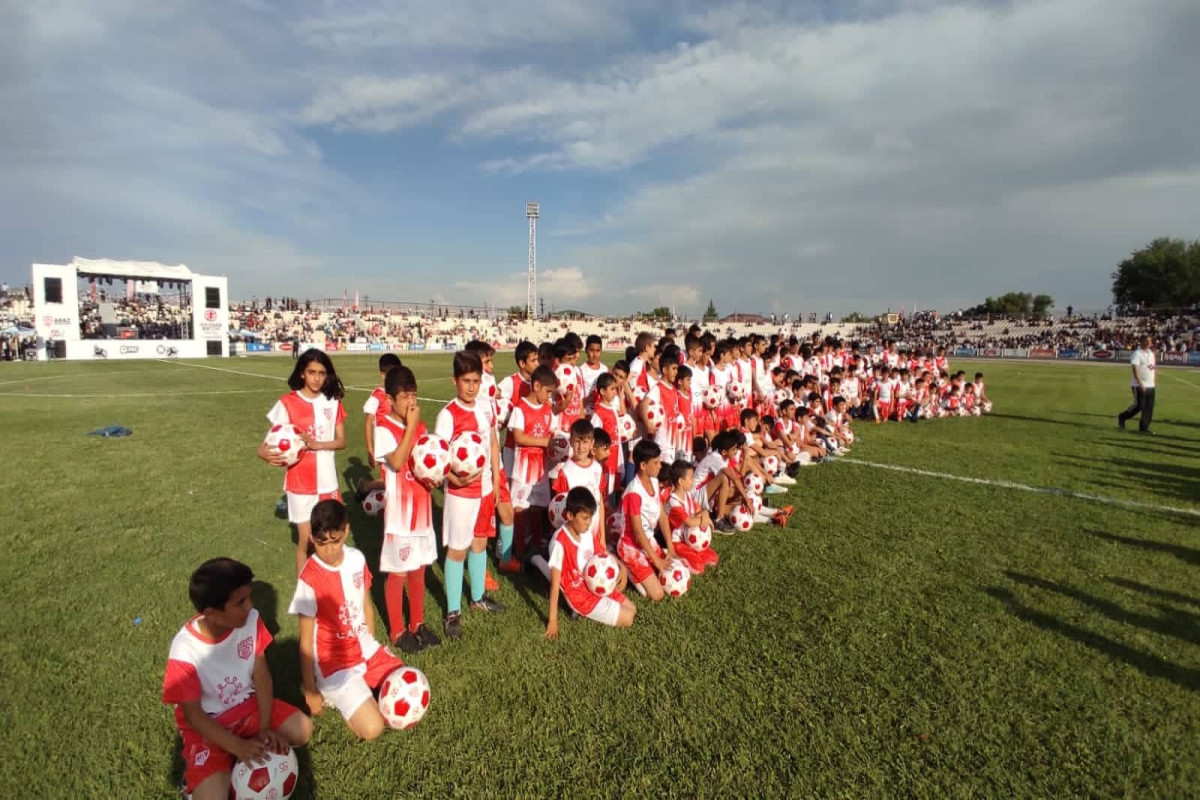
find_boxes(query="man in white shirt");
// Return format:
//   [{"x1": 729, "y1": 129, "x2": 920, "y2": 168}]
[{"x1": 1118, "y1": 335, "x2": 1156, "y2": 433}]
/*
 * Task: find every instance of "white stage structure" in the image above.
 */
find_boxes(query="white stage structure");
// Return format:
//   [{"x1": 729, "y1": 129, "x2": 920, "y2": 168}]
[{"x1": 31, "y1": 257, "x2": 228, "y2": 360}]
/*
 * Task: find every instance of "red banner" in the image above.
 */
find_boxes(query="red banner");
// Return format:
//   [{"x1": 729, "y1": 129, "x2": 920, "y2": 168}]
[
  {"x1": 1090, "y1": 350, "x2": 1113, "y2": 360},
  {"x1": 982, "y1": 348, "x2": 1000, "y2": 357},
  {"x1": 1029, "y1": 348, "x2": 1055, "y2": 359}
]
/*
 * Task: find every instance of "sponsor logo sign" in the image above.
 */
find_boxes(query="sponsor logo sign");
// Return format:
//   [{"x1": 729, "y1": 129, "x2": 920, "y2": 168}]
[
  {"x1": 1188, "y1": 352, "x2": 1200, "y2": 365},
  {"x1": 982, "y1": 348, "x2": 1000, "y2": 357},
  {"x1": 1057, "y1": 348, "x2": 1079, "y2": 358},
  {"x1": 409, "y1": 343, "x2": 426, "y2": 351},
  {"x1": 953, "y1": 346, "x2": 977, "y2": 357},
  {"x1": 119, "y1": 345, "x2": 140, "y2": 355},
  {"x1": 1161, "y1": 351, "x2": 1187, "y2": 364},
  {"x1": 204, "y1": 309, "x2": 218, "y2": 322},
  {"x1": 1090, "y1": 350, "x2": 1113, "y2": 360},
  {"x1": 1029, "y1": 347, "x2": 1056, "y2": 359}
]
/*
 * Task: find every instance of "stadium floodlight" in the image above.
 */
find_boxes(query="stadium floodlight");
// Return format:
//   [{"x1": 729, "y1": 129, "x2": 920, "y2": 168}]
[{"x1": 526, "y1": 201, "x2": 539, "y2": 320}]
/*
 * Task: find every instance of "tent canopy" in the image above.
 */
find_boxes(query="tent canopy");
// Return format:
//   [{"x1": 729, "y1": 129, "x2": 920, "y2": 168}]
[{"x1": 70, "y1": 256, "x2": 194, "y2": 282}]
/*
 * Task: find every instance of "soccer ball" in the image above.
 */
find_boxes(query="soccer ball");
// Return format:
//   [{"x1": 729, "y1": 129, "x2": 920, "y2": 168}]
[
  {"x1": 409, "y1": 434, "x2": 451, "y2": 484},
  {"x1": 981, "y1": 400, "x2": 993, "y2": 414},
  {"x1": 971, "y1": 407, "x2": 982, "y2": 417},
  {"x1": 231, "y1": 748, "x2": 298, "y2": 799},
  {"x1": 583, "y1": 552, "x2": 621, "y2": 596},
  {"x1": 727, "y1": 381, "x2": 747, "y2": 403},
  {"x1": 659, "y1": 559, "x2": 691, "y2": 597},
  {"x1": 644, "y1": 401, "x2": 665, "y2": 429},
  {"x1": 547, "y1": 433, "x2": 572, "y2": 465},
  {"x1": 554, "y1": 364, "x2": 576, "y2": 396},
  {"x1": 548, "y1": 492, "x2": 568, "y2": 530},
  {"x1": 378, "y1": 666, "x2": 431, "y2": 730},
  {"x1": 683, "y1": 524, "x2": 712, "y2": 551},
  {"x1": 449, "y1": 431, "x2": 488, "y2": 480},
  {"x1": 494, "y1": 396, "x2": 513, "y2": 429},
  {"x1": 606, "y1": 511, "x2": 624, "y2": 539},
  {"x1": 748, "y1": 494, "x2": 763, "y2": 515},
  {"x1": 264, "y1": 424, "x2": 306, "y2": 467},
  {"x1": 761, "y1": 454, "x2": 780, "y2": 476},
  {"x1": 616, "y1": 414, "x2": 636, "y2": 442},
  {"x1": 743, "y1": 472, "x2": 765, "y2": 497},
  {"x1": 774, "y1": 387, "x2": 793, "y2": 404},
  {"x1": 361, "y1": 489, "x2": 385, "y2": 517},
  {"x1": 729, "y1": 504, "x2": 754, "y2": 532},
  {"x1": 702, "y1": 384, "x2": 724, "y2": 410}
]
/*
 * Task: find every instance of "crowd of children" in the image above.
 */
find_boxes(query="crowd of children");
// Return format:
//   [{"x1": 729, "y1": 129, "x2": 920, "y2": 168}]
[{"x1": 163, "y1": 327, "x2": 995, "y2": 797}]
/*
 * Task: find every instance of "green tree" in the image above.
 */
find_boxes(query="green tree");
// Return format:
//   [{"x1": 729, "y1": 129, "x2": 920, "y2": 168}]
[
  {"x1": 1111, "y1": 238, "x2": 1200, "y2": 310},
  {"x1": 840, "y1": 311, "x2": 870, "y2": 323},
  {"x1": 703, "y1": 299, "x2": 718, "y2": 322},
  {"x1": 1032, "y1": 294, "x2": 1055, "y2": 318},
  {"x1": 641, "y1": 306, "x2": 671, "y2": 321}
]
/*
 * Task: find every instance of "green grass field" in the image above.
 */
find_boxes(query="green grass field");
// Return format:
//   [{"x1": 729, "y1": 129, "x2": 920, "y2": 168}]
[{"x1": 1, "y1": 353, "x2": 1198, "y2": 798}]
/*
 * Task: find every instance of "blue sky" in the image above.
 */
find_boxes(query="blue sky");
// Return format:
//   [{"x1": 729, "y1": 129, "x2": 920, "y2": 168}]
[{"x1": 2, "y1": 0, "x2": 1197, "y2": 316}]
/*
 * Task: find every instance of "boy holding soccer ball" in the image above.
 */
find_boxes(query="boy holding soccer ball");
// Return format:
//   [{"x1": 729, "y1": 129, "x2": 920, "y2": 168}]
[{"x1": 162, "y1": 558, "x2": 312, "y2": 800}]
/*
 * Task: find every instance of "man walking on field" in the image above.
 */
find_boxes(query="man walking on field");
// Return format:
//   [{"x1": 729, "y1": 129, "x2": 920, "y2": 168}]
[{"x1": 1118, "y1": 335, "x2": 1156, "y2": 434}]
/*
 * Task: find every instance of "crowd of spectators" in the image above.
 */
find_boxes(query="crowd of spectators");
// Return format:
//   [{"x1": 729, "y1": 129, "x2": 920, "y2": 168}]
[{"x1": 78, "y1": 298, "x2": 190, "y2": 340}]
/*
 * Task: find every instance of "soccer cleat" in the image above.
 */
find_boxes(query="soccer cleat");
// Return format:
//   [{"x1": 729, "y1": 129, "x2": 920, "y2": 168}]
[
  {"x1": 714, "y1": 519, "x2": 737, "y2": 535},
  {"x1": 395, "y1": 629, "x2": 424, "y2": 655},
  {"x1": 275, "y1": 496, "x2": 287, "y2": 513},
  {"x1": 443, "y1": 612, "x2": 463, "y2": 639},
  {"x1": 497, "y1": 557, "x2": 522, "y2": 574},
  {"x1": 484, "y1": 569, "x2": 500, "y2": 592},
  {"x1": 470, "y1": 595, "x2": 506, "y2": 613},
  {"x1": 1117, "y1": 415, "x2": 1125, "y2": 430},
  {"x1": 764, "y1": 484, "x2": 787, "y2": 495},
  {"x1": 785, "y1": 463, "x2": 801, "y2": 478},
  {"x1": 774, "y1": 474, "x2": 796, "y2": 486},
  {"x1": 414, "y1": 624, "x2": 441, "y2": 649}
]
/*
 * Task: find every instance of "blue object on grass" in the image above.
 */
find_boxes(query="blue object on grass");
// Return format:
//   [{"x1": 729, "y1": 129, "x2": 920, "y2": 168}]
[
  {"x1": 133, "y1": 617, "x2": 142, "y2": 626},
  {"x1": 88, "y1": 425, "x2": 133, "y2": 437}
]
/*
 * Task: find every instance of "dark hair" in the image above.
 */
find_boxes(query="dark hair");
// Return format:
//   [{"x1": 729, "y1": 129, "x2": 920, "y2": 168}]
[
  {"x1": 761, "y1": 415, "x2": 777, "y2": 431},
  {"x1": 676, "y1": 364, "x2": 692, "y2": 382},
  {"x1": 596, "y1": 372, "x2": 617, "y2": 392},
  {"x1": 514, "y1": 340, "x2": 538, "y2": 365},
  {"x1": 632, "y1": 439, "x2": 661, "y2": 467},
  {"x1": 740, "y1": 407, "x2": 758, "y2": 425},
  {"x1": 189, "y1": 558, "x2": 254, "y2": 613},
  {"x1": 592, "y1": 428, "x2": 612, "y2": 448},
  {"x1": 634, "y1": 332, "x2": 656, "y2": 354},
  {"x1": 378, "y1": 353, "x2": 402, "y2": 372},
  {"x1": 289, "y1": 349, "x2": 345, "y2": 400},
  {"x1": 660, "y1": 344, "x2": 681, "y2": 367},
  {"x1": 310, "y1": 498, "x2": 348, "y2": 542},
  {"x1": 464, "y1": 340, "x2": 495, "y2": 357},
  {"x1": 537, "y1": 342, "x2": 557, "y2": 365},
  {"x1": 693, "y1": 436, "x2": 708, "y2": 460},
  {"x1": 384, "y1": 365, "x2": 417, "y2": 397},
  {"x1": 585, "y1": 334, "x2": 602, "y2": 348},
  {"x1": 832, "y1": 395, "x2": 846, "y2": 407},
  {"x1": 564, "y1": 486, "x2": 598, "y2": 517},
  {"x1": 710, "y1": 430, "x2": 738, "y2": 454},
  {"x1": 612, "y1": 360, "x2": 629, "y2": 374},
  {"x1": 530, "y1": 365, "x2": 558, "y2": 390},
  {"x1": 554, "y1": 339, "x2": 571, "y2": 360},
  {"x1": 665, "y1": 458, "x2": 694, "y2": 487},
  {"x1": 778, "y1": 399, "x2": 795, "y2": 413},
  {"x1": 564, "y1": 332, "x2": 584, "y2": 353},
  {"x1": 569, "y1": 418, "x2": 594, "y2": 440},
  {"x1": 974, "y1": 372, "x2": 984, "y2": 379},
  {"x1": 453, "y1": 350, "x2": 483, "y2": 379},
  {"x1": 624, "y1": 346, "x2": 637, "y2": 363}
]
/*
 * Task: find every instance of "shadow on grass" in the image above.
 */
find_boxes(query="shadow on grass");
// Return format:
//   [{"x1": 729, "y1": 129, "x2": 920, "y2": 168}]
[
  {"x1": 1107, "y1": 577, "x2": 1200, "y2": 609},
  {"x1": 985, "y1": 586, "x2": 1200, "y2": 693},
  {"x1": 1083, "y1": 528, "x2": 1200, "y2": 565},
  {"x1": 989, "y1": 412, "x2": 1095, "y2": 429}
]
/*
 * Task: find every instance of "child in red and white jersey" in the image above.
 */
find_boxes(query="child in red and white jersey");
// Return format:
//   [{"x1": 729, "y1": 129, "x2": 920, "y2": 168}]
[
  {"x1": 617, "y1": 440, "x2": 679, "y2": 601},
  {"x1": 973, "y1": 372, "x2": 994, "y2": 413},
  {"x1": 626, "y1": 332, "x2": 656, "y2": 405},
  {"x1": 709, "y1": 341, "x2": 736, "y2": 429},
  {"x1": 509, "y1": 365, "x2": 558, "y2": 559},
  {"x1": 588, "y1": 373, "x2": 624, "y2": 495},
  {"x1": 374, "y1": 365, "x2": 440, "y2": 654},
  {"x1": 544, "y1": 487, "x2": 636, "y2": 639},
  {"x1": 550, "y1": 419, "x2": 606, "y2": 545},
  {"x1": 692, "y1": 430, "x2": 752, "y2": 533},
  {"x1": 591, "y1": 429, "x2": 615, "y2": 511},
  {"x1": 435, "y1": 351, "x2": 506, "y2": 639},
  {"x1": 163, "y1": 558, "x2": 311, "y2": 800},
  {"x1": 664, "y1": 460, "x2": 719, "y2": 575},
  {"x1": 555, "y1": 336, "x2": 586, "y2": 429},
  {"x1": 258, "y1": 349, "x2": 347, "y2": 576},
  {"x1": 464, "y1": 340, "x2": 511, "y2": 589},
  {"x1": 579, "y1": 335, "x2": 609, "y2": 408},
  {"x1": 675, "y1": 365, "x2": 695, "y2": 463},
  {"x1": 499, "y1": 340, "x2": 538, "y2": 472},
  {"x1": 644, "y1": 344, "x2": 682, "y2": 463},
  {"x1": 290, "y1": 501, "x2": 404, "y2": 741},
  {"x1": 356, "y1": 352, "x2": 402, "y2": 499},
  {"x1": 873, "y1": 366, "x2": 894, "y2": 424}
]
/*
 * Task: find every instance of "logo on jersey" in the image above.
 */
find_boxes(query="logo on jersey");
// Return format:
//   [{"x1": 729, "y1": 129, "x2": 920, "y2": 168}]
[
  {"x1": 237, "y1": 636, "x2": 253, "y2": 660},
  {"x1": 193, "y1": 748, "x2": 210, "y2": 767},
  {"x1": 324, "y1": 408, "x2": 334, "y2": 421},
  {"x1": 352, "y1": 572, "x2": 363, "y2": 590},
  {"x1": 216, "y1": 676, "x2": 246, "y2": 705},
  {"x1": 397, "y1": 545, "x2": 412, "y2": 562}
]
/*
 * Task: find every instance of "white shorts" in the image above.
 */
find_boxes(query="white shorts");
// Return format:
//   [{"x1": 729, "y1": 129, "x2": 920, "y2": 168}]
[
  {"x1": 580, "y1": 595, "x2": 622, "y2": 627},
  {"x1": 286, "y1": 490, "x2": 340, "y2": 525},
  {"x1": 441, "y1": 492, "x2": 493, "y2": 551},
  {"x1": 380, "y1": 531, "x2": 437, "y2": 573},
  {"x1": 317, "y1": 648, "x2": 402, "y2": 721},
  {"x1": 510, "y1": 478, "x2": 551, "y2": 510}
]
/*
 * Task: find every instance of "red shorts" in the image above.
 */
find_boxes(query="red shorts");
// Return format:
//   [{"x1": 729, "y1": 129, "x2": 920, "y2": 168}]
[
  {"x1": 179, "y1": 698, "x2": 303, "y2": 794},
  {"x1": 674, "y1": 542, "x2": 719, "y2": 575},
  {"x1": 877, "y1": 401, "x2": 893, "y2": 419},
  {"x1": 474, "y1": 492, "x2": 497, "y2": 537},
  {"x1": 497, "y1": 480, "x2": 512, "y2": 506},
  {"x1": 617, "y1": 537, "x2": 665, "y2": 585}
]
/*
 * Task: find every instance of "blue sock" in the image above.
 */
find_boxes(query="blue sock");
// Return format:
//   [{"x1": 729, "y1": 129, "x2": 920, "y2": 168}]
[
  {"x1": 467, "y1": 550, "x2": 487, "y2": 603},
  {"x1": 444, "y1": 557, "x2": 464, "y2": 615},
  {"x1": 498, "y1": 523, "x2": 514, "y2": 562}
]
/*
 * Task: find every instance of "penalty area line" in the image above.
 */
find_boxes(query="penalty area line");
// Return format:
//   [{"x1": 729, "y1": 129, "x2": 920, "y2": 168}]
[{"x1": 838, "y1": 458, "x2": 1200, "y2": 519}]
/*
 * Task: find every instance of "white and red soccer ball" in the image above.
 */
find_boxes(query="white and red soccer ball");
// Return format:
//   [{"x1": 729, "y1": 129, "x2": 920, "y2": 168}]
[
  {"x1": 378, "y1": 666, "x2": 431, "y2": 730},
  {"x1": 548, "y1": 492, "x2": 569, "y2": 530},
  {"x1": 409, "y1": 434, "x2": 451, "y2": 484},
  {"x1": 743, "y1": 472, "x2": 765, "y2": 497},
  {"x1": 264, "y1": 424, "x2": 306, "y2": 467},
  {"x1": 547, "y1": 432, "x2": 572, "y2": 466},
  {"x1": 729, "y1": 504, "x2": 754, "y2": 532},
  {"x1": 643, "y1": 401, "x2": 665, "y2": 429},
  {"x1": 616, "y1": 414, "x2": 636, "y2": 443},
  {"x1": 727, "y1": 381, "x2": 747, "y2": 403},
  {"x1": 361, "y1": 489, "x2": 385, "y2": 517},
  {"x1": 449, "y1": 431, "x2": 488, "y2": 480},
  {"x1": 660, "y1": 559, "x2": 691, "y2": 597},
  {"x1": 606, "y1": 511, "x2": 625, "y2": 540},
  {"x1": 493, "y1": 396, "x2": 513, "y2": 430},
  {"x1": 583, "y1": 552, "x2": 621, "y2": 596},
  {"x1": 702, "y1": 384, "x2": 724, "y2": 410},
  {"x1": 683, "y1": 524, "x2": 712, "y2": 551},
  {"x1": 554, "y1": 364, "x2": 577, "y2": 396},
  {"x1": 761, "y1": 454, "x2": 780, "y2": 477},
  {"x1": 231, "y1": 748, "x2": 298, "y2": 799}
]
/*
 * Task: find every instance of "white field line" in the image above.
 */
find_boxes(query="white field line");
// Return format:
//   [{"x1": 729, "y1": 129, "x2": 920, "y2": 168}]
[
  {"x1": 1165, "y1": 372, "x2": 1200, "y2": 390},
  {"x1": 839, "y1": 458, "x2": 1200, "y2": 519},
  {"x1": 152, "y1": 359, "x2": 446, "y2": 402},
  {"x1": 0, "y1": 369, "x2": 147, "y2": 387}
]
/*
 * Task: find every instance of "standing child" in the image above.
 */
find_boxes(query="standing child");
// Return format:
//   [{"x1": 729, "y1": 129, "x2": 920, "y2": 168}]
[
  {"x1": 290, "y1": 501, "x2": 404, "y2": 741},
  {"x1": 545, "y1": 487, "x2": 636, "y2": 639},
  {"x1": 357, "y1": 353, "x2": 402, "y2": 499},
  {"x1": 435, "y1": 351, "x2": 506, "y2": 640},
  {"x1": 464, "y1": 340, "x2": 507, "y2": 590},
  {"x1": 163, "y1": 559, "x2": 312, "y2": 800},
  {"x1": 579, "y1": 334, "x2": 609, "y2": 406},
  {"x1": 665, "y1": 460, "x2": 719, "y2": 575},
  {"x1": 508, "y1": 365, "x2": 559, "y2": 560},
  {"x1": 589, "y1": 373, "x2": 624, "y2": 498},
  {"x1": 675, "y1": 364, "x2": 695, "y2": 463},
  {"x1": 375, "y1": 365, "x2": 440, "y2": 654},
  {"x1": 258, "y1": 349, "x2": 347, "y2": 576}
]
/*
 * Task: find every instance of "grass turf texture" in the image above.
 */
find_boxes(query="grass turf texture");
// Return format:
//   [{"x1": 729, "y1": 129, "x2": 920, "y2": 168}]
[{"x1": 1, "y1": 354, "x2": 1198, "y2": 798}]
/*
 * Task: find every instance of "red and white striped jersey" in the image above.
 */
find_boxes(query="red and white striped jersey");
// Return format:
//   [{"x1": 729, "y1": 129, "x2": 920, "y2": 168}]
[
  {"x1": 666, "y1": 490, "x2": 701, "y2": 541},
  {"x1": 289, "y1": 547, "x2": 380, "y2": 680},
  {"x1": 589, "y1": 400, "x2": 624, "y2": 477},
  {"x1": 268, "y1": 392, "x2": 346, "y2": 495},
  {"x1": 375, "y1": 416, "x2": 434, "y2": 537},
  {"x1": 434, "y1": 399, "x2": 494, "y2": 499},
  {"x1": 498, "y1": 372, "x2": 531, "y2": 449}
]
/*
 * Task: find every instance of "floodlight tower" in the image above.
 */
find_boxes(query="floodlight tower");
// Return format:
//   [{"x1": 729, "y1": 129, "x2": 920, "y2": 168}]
[{"x1": 526, "y1": 201, "x2": 539, "y2": 319}]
